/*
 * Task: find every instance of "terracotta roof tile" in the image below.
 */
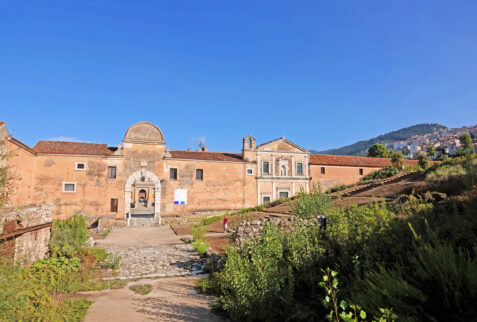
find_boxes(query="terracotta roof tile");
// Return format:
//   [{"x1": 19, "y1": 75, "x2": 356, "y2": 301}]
[
  {"x1": 0, "y1": 121, "x2": 5, "y2": 126},
  {"x1": 33, "y1": 141, "x2": 113, "y2": 156},
  {"x1": 310, "y1": 154, "x2": 419, "y2": 167},
  {"x1": 168, "y1": 150, "x2": 243, "y2": 162}
]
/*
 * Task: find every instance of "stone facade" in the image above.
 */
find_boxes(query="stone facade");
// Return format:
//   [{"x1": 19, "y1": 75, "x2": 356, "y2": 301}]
[
  {"x1": 0, "y1": 204, "x2": 52, "y2": 265},
  {"x1": 1, "y1": 121, "x2": 411, "y2": 222}
]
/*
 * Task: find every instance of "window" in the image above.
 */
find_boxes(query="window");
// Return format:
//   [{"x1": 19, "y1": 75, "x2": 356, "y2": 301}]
[
  {"x1": 246, "y1": 168, "x2": 254, "y2": 175},
  {"x1": 196, "y1": 169, "x2": 203, "y2": 181},
  {"x1": 296, "y1": 162, "x2": 303, "y2": 175},
  {"x1": 279, "y1": 191, "x2": 289, "y2": 199},
  {"x1": 263, "y1": 196, "x2": 271, "y2": 204},
  {"x1": 75, "y1": 162, "x2": 86, "y2": 170},
  {"x1": 263, "y1": 161, "x2": 270, "y2": 174},
  {"x1": 110, "y1": 198, "x2": 118, "y2": 213},
  {"x1": 321, "y1": 167, "x2": 326, "y2": 174},
  {"x1": 170, "y1": 168, "x2": 177, "y2": 180},
  {"x1": 62, "y1": 182, "x2": 76, "y2": 193},
  {"x1": 359, "y1": 168, "x2": 364, "y2": 176},
  {"x1": 108, "y1": 166, "x2": 117, "y2": 179}
]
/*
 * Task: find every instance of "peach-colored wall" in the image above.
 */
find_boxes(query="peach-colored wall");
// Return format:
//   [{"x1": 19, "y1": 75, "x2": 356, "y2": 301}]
[
  {"x1": 32, "y1": 154, "x2": 124, "y2": 219},
  {"x1": 310, "y1": 164, "x2": 381, "y2": 190},
  {"x1": 160, "y1": 159, "x2": 257, "y2": 215},
  {"x1": 6, "y1": 140, "x2": 36, "y2": 206}
]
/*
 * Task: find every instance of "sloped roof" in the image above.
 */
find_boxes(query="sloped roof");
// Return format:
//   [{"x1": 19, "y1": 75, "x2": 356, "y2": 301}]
[
  {"x1": 168, "y1": 150, "x2": 243, "y2": 162},
  {"x1": 310, "y1": 154, "x2": 419, "y2": 167},
  {"x1": 33, "y1": 141, "x2": 113, "y2": 156},
  {"x1": 256, "y1": 137, "x2": 307, "y2": 152}
]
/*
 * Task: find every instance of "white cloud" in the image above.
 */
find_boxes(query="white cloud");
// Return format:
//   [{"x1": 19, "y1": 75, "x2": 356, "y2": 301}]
[{"x1": 47, "y1": 136, "x2": 88, "y2": 142}]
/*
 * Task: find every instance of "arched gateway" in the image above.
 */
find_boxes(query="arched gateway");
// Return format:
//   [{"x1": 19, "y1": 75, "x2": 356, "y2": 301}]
[{"x1": 124, "y1": 170, "x2": 161, "y2": 224}]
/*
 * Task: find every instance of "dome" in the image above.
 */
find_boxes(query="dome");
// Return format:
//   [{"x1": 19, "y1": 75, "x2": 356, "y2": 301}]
[{"x1": 124, "y1": 122, "x2": 165, "y2": 144}]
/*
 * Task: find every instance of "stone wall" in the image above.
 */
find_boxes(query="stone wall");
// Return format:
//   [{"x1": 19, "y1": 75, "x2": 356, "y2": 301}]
[
  {"x1": 233, "y1": 214, "x2": 323, "y2": 248},
  {"x1": 0, "y1": 203, "x2": 53, "y2": 265}
]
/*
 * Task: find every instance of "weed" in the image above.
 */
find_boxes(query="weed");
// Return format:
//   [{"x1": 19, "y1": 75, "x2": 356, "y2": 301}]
[
  {"x1": 129, "y1": 284, "x2": 153, "y2": 295},
  {"x1": 192, "y1": 240, "x2": 209, "y2": 255}
]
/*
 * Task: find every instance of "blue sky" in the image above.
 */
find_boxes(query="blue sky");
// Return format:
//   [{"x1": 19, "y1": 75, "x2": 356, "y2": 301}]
[{"x1": 1, "y1": 0, "x2": 477, "y2": 152}]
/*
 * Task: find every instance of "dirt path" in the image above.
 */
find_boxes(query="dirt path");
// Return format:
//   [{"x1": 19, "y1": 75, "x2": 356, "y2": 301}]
[
  {"x1": 83, "y1": 276, "x2": 223, "y2": 322},
  {"x1": 82, "y1": 226, "x2": 226, "y2": 321}
]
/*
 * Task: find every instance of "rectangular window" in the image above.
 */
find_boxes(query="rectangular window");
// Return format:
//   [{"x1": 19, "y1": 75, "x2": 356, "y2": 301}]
[
  {"x1": 279, "y1": 191, "x2": 289, "y2": 199},
  {"x1": 75, "y1": 162, "x2": 86, "y2": 170},
  {"x1": 263, "y1": 161, "x2": 270, "y2": 174},
  {"x1": 196, "y1": 169, "x2": 203, "y2": 181},
  {"x1": 263, "y1": 196, "x2": 271, "y2": 204},
  {"x1": 108, "y1": 166, "x2": 117, "y2": 179},
  {"x1": 246, "y1": 168, "x2": 254, "y2": 175},
  {"x1": 359, "y1": 168, "x2": 364, "y2": 176},
  {"x1": 321, "y1": 167, "x2": 326, "y2": 174},
  {"x1": 296, "y1": 162, "x2": 303, "y2": 175},
  {"x1": 110, "y1": 198, "x2": 118, "y2": 213},
  {"x1": 62, "y1": 182, "x2": 76, "y2": 193},
  {"x1": 170, "y1": 168, "x2": 178, "y2": 180}
]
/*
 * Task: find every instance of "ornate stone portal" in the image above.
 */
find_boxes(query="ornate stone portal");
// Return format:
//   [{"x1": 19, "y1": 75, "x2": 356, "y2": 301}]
[{"x1": 124, "y1": 170, "x2": 161, "y2": 224}]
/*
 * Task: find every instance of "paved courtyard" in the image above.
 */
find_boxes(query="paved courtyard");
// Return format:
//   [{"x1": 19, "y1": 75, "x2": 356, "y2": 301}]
[{"x1": 95, "y1": 226, "x2": 206, "y2": 279}]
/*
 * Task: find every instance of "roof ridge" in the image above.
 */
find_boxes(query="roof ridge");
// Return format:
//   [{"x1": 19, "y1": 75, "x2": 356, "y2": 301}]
[
  {"x1": 35, "y1": 140, "x2": 105, "y2": 145},
  {"x1": 169, "y1": 149, "x2": 241, "y2": 154}
]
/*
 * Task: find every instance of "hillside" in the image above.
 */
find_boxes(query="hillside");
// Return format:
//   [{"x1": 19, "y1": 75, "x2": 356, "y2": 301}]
[{"x1": 313, "y1": 123, "x2": 447, "y2": 156}]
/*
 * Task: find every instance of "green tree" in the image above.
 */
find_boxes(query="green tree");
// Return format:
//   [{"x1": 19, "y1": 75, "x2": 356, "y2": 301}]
[
  {"x1": 459, "y1": 133, "x2": 473, "y2": 153},
  {"x1": 367, "y1": 144, "x2": 389, "y2": 158},
  {"x1": 389, "y1": 150, "x2": 404, "y2": 167},
  {"x1": 417, "y1": 152, "x2": 429, "y2": 170},
  {"x1": 426, "y1": 145, "x2": 436, "y2": 158}
]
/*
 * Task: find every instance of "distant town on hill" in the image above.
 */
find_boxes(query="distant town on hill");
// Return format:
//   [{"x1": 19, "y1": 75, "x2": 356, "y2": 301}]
[{"x1": 313, "y1": 123, "x2": 477, "y2": 158}]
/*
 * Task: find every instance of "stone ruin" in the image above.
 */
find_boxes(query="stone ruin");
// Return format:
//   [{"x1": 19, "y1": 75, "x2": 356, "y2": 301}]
[{"x1": 0, "y1": 203, "x2": 53, "y2": 265}]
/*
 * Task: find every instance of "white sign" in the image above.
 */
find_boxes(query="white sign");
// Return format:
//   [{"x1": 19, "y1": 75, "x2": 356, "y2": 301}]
[{"x1": 174, "y1": 189, "x2": 187, "y2": 205}]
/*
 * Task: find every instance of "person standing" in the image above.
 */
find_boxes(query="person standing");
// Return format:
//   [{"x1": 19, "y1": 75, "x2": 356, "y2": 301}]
[{"x1": 223, "y1": 216, "x2": 229, "y2": 232}]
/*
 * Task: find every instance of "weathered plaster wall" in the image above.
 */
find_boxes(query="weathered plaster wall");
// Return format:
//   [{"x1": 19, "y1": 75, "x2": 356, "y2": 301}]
[
  {"x1": 33, "y1": 154, "x2": 124, "y2": 219},
  {"x1": 6, "y1": 140, "x2": 36, "y2": 206},
  {"x1": 310, "y1": 164, "x2": 381, "y2": 190},
  {"x1": 160, "y1": 159, "x2": 256, "y2": 215}
]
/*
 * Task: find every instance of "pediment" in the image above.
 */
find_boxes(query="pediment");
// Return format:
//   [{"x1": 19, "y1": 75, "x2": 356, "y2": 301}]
[{"x1": 256, "y1": 138, "x2": 307, "y2": 153}]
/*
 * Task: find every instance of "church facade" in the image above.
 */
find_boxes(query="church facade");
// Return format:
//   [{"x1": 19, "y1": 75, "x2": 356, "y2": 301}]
[{"x1": 1, "y1": 121, "x2": 402, "y2": 222}]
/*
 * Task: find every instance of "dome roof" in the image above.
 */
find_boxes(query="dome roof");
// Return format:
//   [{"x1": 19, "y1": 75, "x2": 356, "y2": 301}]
[{"x1": 124, "y1": 122, "x2": 165, "y2": 144}]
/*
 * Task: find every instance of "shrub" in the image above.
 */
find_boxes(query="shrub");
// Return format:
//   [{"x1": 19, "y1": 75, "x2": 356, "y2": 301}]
[
  {"x1": 83, "y1": 247, "x2": 109, "y2": 263},
  {"x1": 50, "y1": 213, "x2": 87, "y2": 257},
  {"x1": 195, "y1": 274, "x2": 221, "y2": 295},
  {"x1": 191, "y1": 224, "x2": 206, "y2": 241},
  {"x1": 101, "y1": 254, "x2": 121, "y2": 270},
  {"x1": 31, "y1": 256, "x2": 81, "y2": 273},
  {"x1": 326, "y1": 184, "x2": 350, "y2": 193},
  {"x1": 192, "y1": 240, "x2": 209, "y2": 255},
  {"x1": 213, "y1": 184, "x2": 477, "y2": 321},
  {"x1": 354, "y1": 229, "x2": 477, "y2": 321},
  {"x1": 291, "y1": 185, "x2": 332, "y2": 218},
  {"x1": 55, "y1": 299, "x2": 93, "y2": 321},
  {"x1": 199, "y1": 214, "x2": 225, "y2": 226},
  {"x1": 0, "y1": 256, "x2": 93, "y2": 321},
  {"x1": 361, "y1": 166, "x2": 399, "y2": 182},
  {"x1": 417, "y1": 152, "x2": 429, "y2": 170}
]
